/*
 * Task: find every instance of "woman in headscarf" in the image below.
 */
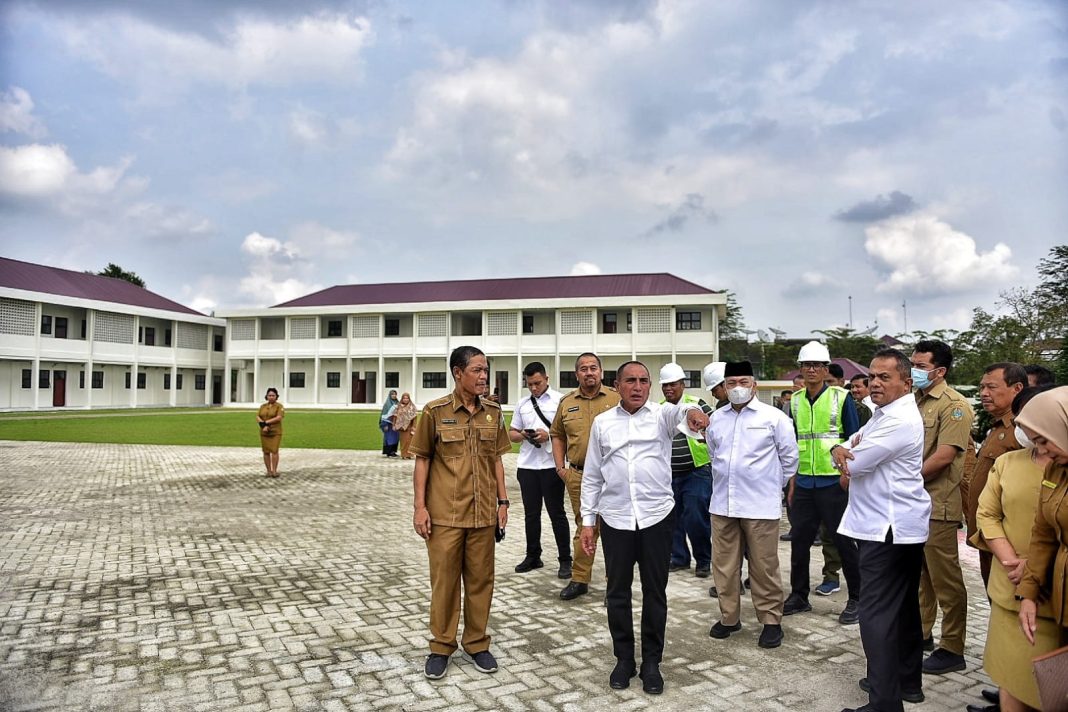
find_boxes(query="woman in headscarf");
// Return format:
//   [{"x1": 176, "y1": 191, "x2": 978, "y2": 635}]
[
  {"x1": 1016, "y1": 386, "x2": 1068, "y2": 684},
  {"x1": 972, "y1": 385, "x2": 1056, "y2": 712},
  {"x1": 257, "y1": 387, "x2": 285, "y2": 477},
  {"x1": 380, "y1": 389, "x2": 400, "y2": 457},
  {"x1": 392, "y1": 392, "x2": 419, "y2": 459}
]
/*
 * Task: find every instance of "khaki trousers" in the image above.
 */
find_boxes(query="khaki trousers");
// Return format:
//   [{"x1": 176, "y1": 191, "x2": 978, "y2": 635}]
[
  {"x1": 425, "y1": 524, "x2": 495, "y2": 656},
  {"x1": 565, "y1": 468, "x2": 599, "y2": 584},
  {"x1": 919, "y1": 519, "x2": 968, "y2": 655},
  {"x1": 711, "y1": 516, "x2": 783, "y2": 626}
]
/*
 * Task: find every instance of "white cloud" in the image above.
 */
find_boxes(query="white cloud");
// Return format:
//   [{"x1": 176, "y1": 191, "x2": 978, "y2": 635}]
[
  {"x1": 289, "y1": 222, "x2": 359, "y2": 251},
  {"x1": 238, "y1": 274, "x2": 320, "y2": 306},
  {"x1": 123, "y1": 202, "x2": 212, "y2": 238},
  {"x1": 570, "y1": 261, "x2": 602, "y2": 276},
  {"x1": 241, "y1": 231, "x2": 300, "y2": 260},
  {"x1": 864, "y1": 214, "x2": 1018, "y2": 294},
  {"x1": 783, "y1": 271, "x2": 834, "y2": 297},
  {"x1": 0, "y1": 86, "x2": 46, "y2": 138},
  {"x1": 0, "y1": 144, "x2": 75, "y2": 196}
]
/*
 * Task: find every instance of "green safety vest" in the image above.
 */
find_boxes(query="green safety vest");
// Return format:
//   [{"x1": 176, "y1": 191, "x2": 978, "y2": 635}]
[
  {"x1": 791, "y1": 385, "x2": 849, "y2": 476},
  {"x1": 661, "y1": 393, "x2": 711, "y2": 468}
]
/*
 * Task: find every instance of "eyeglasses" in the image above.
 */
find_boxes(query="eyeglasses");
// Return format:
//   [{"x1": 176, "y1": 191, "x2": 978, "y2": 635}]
[{"x1": 799, "y1": 362, "x2": 826, "y2": 370}]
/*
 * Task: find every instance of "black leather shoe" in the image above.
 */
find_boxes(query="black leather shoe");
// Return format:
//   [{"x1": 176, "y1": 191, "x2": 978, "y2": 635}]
[
  {"x1": 858, "y1": 677, "x2": 925, "y2": 704},
  {"x1": 559, "y1": 581, "x2": 589, "y2": 600},
  {"x1": 981, "y1": 688, "x2": 999, "y2": 704},
  {"x1": 757, "y1": 624, "x2": 783, "y2": 648},
  {"x1": 780, "y1": 531, "x2": 793, "y2": 541},
  {"x1": 708, "y1": 586, "x2": 719, "y2": 598},
  {"x1": 557, "y1": 561, "x2": 572, "y2": 579},
  {"x1": 668, "y1": 562, "x2": 690, "y2": 572},
  {"x1": 639, "y1": 661, "x2": 664, "y2": 694},
  {"x1": 783, "y1": 592, "x2": 812, "y2": 615},
  {"x1": 514, "y1": 556, "x2": 544, "y2": 573},
  {"x1": 695, "y1": 565, "x2": 711, "y2": 578},
  {"x1": 709, "y1": 621, "x2": 742, "y2": 639},
  {"x1": 609, "y1": 659, "x2": 636, "y2": 689},
  {"x1": 838, "y1": 599, "x2": 860, "y2": 625},
  {"x1": 840, "y1": 705, "x2": 876, "y2": 712},
  {"x1": 922, "y1": 648, "x2": 966, "y2": 674},
  {"x1": 965, "y1": 705, "x2": 997, "y2": 712}
]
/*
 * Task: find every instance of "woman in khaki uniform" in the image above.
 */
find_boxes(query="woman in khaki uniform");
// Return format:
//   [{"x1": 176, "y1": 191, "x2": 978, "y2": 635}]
[
  {"x1": 973, "y1": 386, "x2": 1058, "y2": 711},
  {"x1": 257, "y1": 387, "x2": 285, "y2": 477}
]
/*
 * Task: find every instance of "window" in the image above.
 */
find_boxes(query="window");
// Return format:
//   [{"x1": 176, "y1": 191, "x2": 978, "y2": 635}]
[
  {"x1": 602, "y1": 312, "x2": 617, "y2": 334},
  {"x1": 79, "y1": 370, "x2": 85, "y2": 389},
  {"x1": 41, "y1": 314, "x2": 52, "y2": 335},
  {"x1": 81, "y1": 320, "x2": 87, "y2": 339},
  {"x1": 603, "y1": 370, "x2": 617, "y2": 388},
  {"x1": 137, "y1": 373, "x2": 146, "y2": 389},
  {"x1": 125, "y1": 372, "x2": 131, "y2": 389},
  {"x1": 627, "y1": 312, "x2": 632, "y2": 332},
  {"x1": 559, "y1": 372, "x2": 578, "y2": 389},
  {"x1": 522, "y1": 314, "x2": 534, "y2": 334},
  {"x1": 142, "y1": 326, "x2": 155, "y2": 346},
  {"x1": 164, "y1": 373, "x2": 171, "y2": 390},
  {"x1": 385, "y1": 372, "x2": 399, "y2": 388},
  {"x1": 384, "y1": 318, "x2": 400, "y2": 336},
  {"x1": 422, "y1": 372, "x2": 447, "y2": 389},
  {"x1": 39, "y1": 370, "x2": 50, "y2": 388},
  {"x1": 92, "y1": 371, "x2": 103, "y2": 389},
  {"x1": 165, "y1": 328, "x2": 172, "y2": 347},
  {"x1": 176, "y1": 374, "x2": 183, "y2": 390},
  {"x1": 213, "y1": 333, "x2": 223, "y2": 352},
  {"x1": 684, "y1": 370, "x2": 702, "y2": 388},
  {"x1": 327, "y1": 372, "x2": 341, "y2": 388},
  {"x1": 21, "y1": 369, "x2": 31, "y2": 389},
  {"x1": 676, "y1": 311, "x2": 702, "y2": 331},
  {"x1": 327, "y1": 320, "x2": 342, "y2": 337},
  {"x1": 55, "y1": 317, "x2": 68, "y2": 339},
  {"x1": 195, "y1": 375, "x2": 206, "y2": 390},
  {"x1": 290, "y1": 372, "x2": 306, "y2": 388}
]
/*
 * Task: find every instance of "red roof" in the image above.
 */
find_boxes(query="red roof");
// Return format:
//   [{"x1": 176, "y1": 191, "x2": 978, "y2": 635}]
[
  {"x1": 0, "y1": 256, "x2": 202, "y2": 316},
  {"x1": 274, "y1": 273, "x2": 717, "y2": 308}
]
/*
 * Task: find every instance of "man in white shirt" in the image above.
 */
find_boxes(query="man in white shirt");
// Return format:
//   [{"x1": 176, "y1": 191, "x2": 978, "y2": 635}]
[
  {"x1": 833, "y1": 348, "x2": 931, "y2": 712},
  {"x1": 508, "y1": 361, "x2": 571, "y2": 578},
  {"x1": 704, "y1": 361, "x2": 798, "y2": 649},
  {"x1": 579, "y1": 361, "x2": 709, "y2": 696}
]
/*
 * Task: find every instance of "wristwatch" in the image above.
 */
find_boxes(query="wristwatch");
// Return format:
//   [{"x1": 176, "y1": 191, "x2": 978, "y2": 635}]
[{"x1": 497, "y1": 499, "x2": 510, "y2": 507}]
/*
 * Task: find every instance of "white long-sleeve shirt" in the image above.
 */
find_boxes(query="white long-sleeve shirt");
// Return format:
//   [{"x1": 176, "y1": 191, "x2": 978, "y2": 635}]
[
  {"x1": 705, "y1": 398, "x2": 798, "y2": 520},
  {"x1": 509, "y1": 388, "x2": 562, "y2": 470},
  {"x1": 580, "y1": 400, "x2": 697, "y2": 530},
  {"x1": 838, "y1": 392, "x2": 931, "y2": 544}
]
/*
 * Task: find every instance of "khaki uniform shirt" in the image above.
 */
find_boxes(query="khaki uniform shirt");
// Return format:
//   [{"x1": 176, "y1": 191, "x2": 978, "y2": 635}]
[
  {"x1": 549, "y1": 385, "x2": 620, "y2": 469},
  {"x1": 916, "y1": 381, "x2": 973, "y2": 522},
  {"x1": 966, "y1": 413, "x2": 1020, "y2": 537},
  {"x1": 257, "y1": 402, "x2": 284, "y2": 437},
  {"x1": 409, "y1": 390, "x2": 511, "y2": 529}
]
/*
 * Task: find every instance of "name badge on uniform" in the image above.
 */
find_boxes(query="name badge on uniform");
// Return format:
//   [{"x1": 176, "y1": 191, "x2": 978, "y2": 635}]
[
  {"x1": 442, "y1": 418, "x2": 457, "y2": 424},
  {"x1": 567, "y1": 406, "x2": 580, "y2": 412},
  {"x1": 1042, "y1": 480, "x2": 1057, "y2": 489}
]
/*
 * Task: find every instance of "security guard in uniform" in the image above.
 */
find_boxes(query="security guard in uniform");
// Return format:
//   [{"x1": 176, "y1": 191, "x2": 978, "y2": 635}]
[
  {"x1": 911, "y1": 340, "x2": 974, "y2": 675},
  {"x1": 412, "y1": 345, "x2": 512, "y2": 680},
  {"x1": 551, "y1": 352, "x2": 621, "y2": 600}
]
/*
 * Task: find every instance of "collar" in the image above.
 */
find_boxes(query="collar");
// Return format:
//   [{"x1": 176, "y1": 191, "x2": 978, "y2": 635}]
[
  {"x1": 449, "y1": 389, "x2": 484, "y2": 413},
  {"x1": 918, "y1": 380, "x2": 949, "y2": 400},
  {"x1": 614, "y1": 400, "x2": 653, "y2": 416},
  {"x1": 994, "y1": 412, "x2": 1014, "y2": 429},
  {"x1": 806, "y1": 384, "x2": 829, "y2": 403},
  {"x1": 881, "y1": 392, "x2": 916, "y2": 413},
  {"x1": 576, "y1": 384, "x2": 611, "y2": 400}
]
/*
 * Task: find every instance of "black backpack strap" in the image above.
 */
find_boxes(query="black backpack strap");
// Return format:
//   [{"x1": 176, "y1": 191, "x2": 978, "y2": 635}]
[{"x1": 530, "y1": 394, "x2": 552, "y2": 428}]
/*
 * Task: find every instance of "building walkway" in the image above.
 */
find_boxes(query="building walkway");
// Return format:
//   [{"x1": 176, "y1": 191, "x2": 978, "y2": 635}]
[{"x1": 0, "y1": 442, "x2": 993, "y2": 711}]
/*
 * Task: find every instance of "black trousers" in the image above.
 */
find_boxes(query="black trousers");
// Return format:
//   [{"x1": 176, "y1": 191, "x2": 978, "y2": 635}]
[
  {"x1": 517, "y1": 467, "x2": 571, "y2": 561},
  {"x1": 790, "y1": 483, "x2": 861, "y2": 601},
  {"x1": 600, "y1": 514, "x2": 673, "y2": 664},
  {"x1": 857, "y1": 531, "x2": 925, "y2": 712}
]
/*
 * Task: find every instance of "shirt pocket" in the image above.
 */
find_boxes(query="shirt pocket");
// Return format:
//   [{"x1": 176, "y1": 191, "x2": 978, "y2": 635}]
[
  {"x1": 477, "y1": 426, "x2": 498, "y2": 456},
  {"x1": 438, "y1": 427, "x2": 467, "y2": 459}
]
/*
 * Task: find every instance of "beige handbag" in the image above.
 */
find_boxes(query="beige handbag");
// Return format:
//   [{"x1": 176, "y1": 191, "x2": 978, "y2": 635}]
[{"x1": 1033, "y1": 643, "x2": 1068, "y2": 712}]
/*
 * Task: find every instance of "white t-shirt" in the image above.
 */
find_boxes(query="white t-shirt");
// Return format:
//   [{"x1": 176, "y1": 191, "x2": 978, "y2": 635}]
[{"x1": 509, "y1": 388, "x2": 562, "y2": 470}]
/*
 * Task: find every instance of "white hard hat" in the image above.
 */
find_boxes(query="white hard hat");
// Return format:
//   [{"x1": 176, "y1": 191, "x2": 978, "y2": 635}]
[
  {"x1": 659, "y1": 362, "x2": 687, "y2": 384},
  {"x1": 702, "y1": 362, "x2": 726, "y2": 390},
  {"x1": 797, "y1": 340, "x2": 831, "y2": 364}
]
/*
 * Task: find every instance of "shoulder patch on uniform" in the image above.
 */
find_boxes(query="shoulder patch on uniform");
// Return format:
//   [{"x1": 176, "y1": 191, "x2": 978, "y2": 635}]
[
  {"x1": 951, "y1": 407, "x2": 964, "y2": 420},
  {"x1": 567, "y1": 406, "x2": 580, "y2": 412}
]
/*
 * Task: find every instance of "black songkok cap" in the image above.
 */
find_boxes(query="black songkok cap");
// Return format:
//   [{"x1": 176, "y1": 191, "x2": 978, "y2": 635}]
[{"x1": 724, "y1": 361, "x2": 754, "y2": 378}]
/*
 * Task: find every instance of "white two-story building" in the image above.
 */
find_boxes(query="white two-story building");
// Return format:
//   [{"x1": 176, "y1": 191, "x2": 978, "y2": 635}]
[
  {"x1": 0, "y1": 257, "x2": 226, "y2": 410},
  {"x1": 220, "y1": 273, "x2": 727, "y2": 408}
]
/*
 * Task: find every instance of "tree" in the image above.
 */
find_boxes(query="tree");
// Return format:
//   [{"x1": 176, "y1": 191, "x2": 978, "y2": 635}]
[
  {"x1": 719, "y1": 290, "x2": 746, "y2": 340},
  {"x1": 97, "y1": 263, "x2": 146, "y2": 288},
  {"x1": 1035, "y1": 245, "x2": 1068, "y2": 308}
]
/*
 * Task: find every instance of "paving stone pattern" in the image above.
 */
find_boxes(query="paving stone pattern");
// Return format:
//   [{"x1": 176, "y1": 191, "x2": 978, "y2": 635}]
[{"x1": 0, "y1": 441, "x2": 995, "y2": 711}]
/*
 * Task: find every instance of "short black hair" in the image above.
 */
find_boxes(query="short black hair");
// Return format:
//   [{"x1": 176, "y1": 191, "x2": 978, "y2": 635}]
[
  {"x1": 615, "y1": 361, "x2": 649, "y2": 380},
  {"x1": 780, "y1": 389, "x2": 792, "y2": 397},
  {"x1": 850, "y1": 374, "x2": 869, "y2": 386},
  {"x1": 1024, "y1": 364, "x2": 1056, "y2": 386},
  {"x1": 827, "y1": 363, "x2": 844, "y2": 379},
  {"x1": 913, "y1": 339, "x2": 953, "y2": 370},
  {"x1": 265, "y1": 387, "x2": 279, "y2": 398},
  {"x1": 983, "y1": 362, "x2": 1027, "y2": 388},
  {"x1": 575, "y1": 352, "x2": 602, "y2": 369},
  {"x1": 1012, "y1": 384, "x2": 1056, "y2": 416},
  {"x1": 522, "y1": 361, "x2": 547, "y2": 379},
  {"x1": 872, "y1": 348, "x2": 912, "y2": 380},
  {"x1": 449, "y1": 345, "x2": 485, "y2": 374}
]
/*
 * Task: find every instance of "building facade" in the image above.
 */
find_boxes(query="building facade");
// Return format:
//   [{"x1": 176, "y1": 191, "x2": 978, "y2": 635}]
[
  {"x1": 220, "y1": 274, "x2": 728, "y2": 408},
  {"x1": 0, "y1": 257, "x2": 226, "y2": 410}
]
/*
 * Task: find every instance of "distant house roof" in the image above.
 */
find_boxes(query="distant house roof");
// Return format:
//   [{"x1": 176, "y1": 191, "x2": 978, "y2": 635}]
[
  {"x1": 0, "y1": 256, "x2": 202, "y2": 316},
  {"x1": 274, "y1": 273, "x2": 718, "y2": 308},
  {"x1": 783, "y1": 358, "x2": 871, "y2": 381},
  {"x1": 880, "y1": 334, "x2": 905, "y2": 347}
]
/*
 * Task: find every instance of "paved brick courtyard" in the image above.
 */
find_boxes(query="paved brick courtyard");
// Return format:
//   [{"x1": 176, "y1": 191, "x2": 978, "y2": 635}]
[{"x1": 0, "y1": 441, "x2": 995, "y2": 711}]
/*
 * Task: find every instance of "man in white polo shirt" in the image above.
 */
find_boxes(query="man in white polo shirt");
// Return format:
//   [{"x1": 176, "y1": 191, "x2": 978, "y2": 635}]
[{"x1": 834, "y1": 348, "x2": 931, "y2": 712}]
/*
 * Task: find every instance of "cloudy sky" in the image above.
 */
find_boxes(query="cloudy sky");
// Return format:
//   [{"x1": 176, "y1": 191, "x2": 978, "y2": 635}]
[{"x1": 1, "y1": 0, "x2": 1065, "y2": 337}]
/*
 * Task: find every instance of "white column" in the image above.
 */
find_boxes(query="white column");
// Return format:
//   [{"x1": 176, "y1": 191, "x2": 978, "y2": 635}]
[
  {"x1": 253, "y1": 357, "x2": 260, "y2": 404},
  {"x1": 87, "y1": 310, "x2": 96, "y2": 407},
  {"x1": 224, "y1": 357, "x2": 231, "y2": 406},
  {"x1": 32, "y1": 302, "x2": 42, "y2": 410},
  {"x1": 670, "y1": 306, "x2": 677, "y2": 363},
  {"x1": 131, "y1": 315, "x2": 140, "y2": 408},
  {"x1": 283, "y1": 316, "x2": 290, "y2": 403},
  {"x1": 630, "y1": 307, "x2": 637, "y2": 361},
  {"x1": 312, "y1": 318, "x2": 320, "y2": 406},
  {"x1": 346, "y1": 313, "x2": 354, "y2": 407},
  {"x1": 553, "y1": 309, "x2": 561, "y2": 390}
]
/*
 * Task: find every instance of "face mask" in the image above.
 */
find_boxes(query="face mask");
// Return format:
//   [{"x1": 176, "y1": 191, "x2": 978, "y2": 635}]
[
  {"x1": 727, "y1": 386, "x2": 752, "y2": 405},
  {"x1": 910, "y1": 367, "x2": 932, "y2": 390},
  {"x1": 1014, "y1": 425, "x2": 1033, "y2": 449}
]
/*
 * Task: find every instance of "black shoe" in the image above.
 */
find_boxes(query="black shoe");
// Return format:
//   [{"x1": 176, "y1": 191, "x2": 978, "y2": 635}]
[
  {"x1": 471, "y1": 649, "x2": 498, "y2": 673},
  {"x1": 668, "y1": 562, "x2": 690, "y2": 572},
  {"x1": 922, "y1": 648, "x2": 966, "y2": 675},
  {"x1": 838, "y1": 599, "x2": 860, "y2": 625},
  {"x1": 557, "y1": 561, "x2": 572, "y2": 579},
  {"x1": 758, "y1": 624, "x2": 783, "y2": 649},
  {"x1": 708, "y1": 621, "x2": 742, "y2": 639},
  {"x1": 695, "y1": 565, "x2": 711, "y2": 578},
  {"x1": 965, "y1": 705, "x2": 997, "y2": 712},
  {"x1": 921, "y1": 636, "x2": 934, "y2": 651},
  {"x1": 514, "y1": 556, "x2": 544, "y2": 573},
  {"x1": 639, "y1": 661, "x2": 664, "y2": 695},
  {"x1": 560, "y1": 581, "x2": 589, "y2": 600},
  {"x1": 981, "y1": 688, "x2": 999, "y2": 704},
  {"x1": 424, "y1": 653, "x2": 449, "y2": 679},
  {"x1": 858, "y1": 677, "x2": 925, "y2": 704},
  {"x1": 743, "y1": 577, "x2": 750, "y2": 590},
  {"x1": 708, "y1": 585, "x2": 718, "y2": 598},
  {"x1": 780, "y1": 531, "x2": 793, "y2": 541},
  {"x1": 840, "y1": 705, "x2": 876, "y2": 712},
  {"x1": 783, "y1": 592, "x2": 812, "y2": 616},
  {"x1": 609, "y1": 659, "x2": 636, "y2": 690}
]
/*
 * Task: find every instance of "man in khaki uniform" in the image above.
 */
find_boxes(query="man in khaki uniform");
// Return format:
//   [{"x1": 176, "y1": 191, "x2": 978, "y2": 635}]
[
  {"x1": 911, "y1": 340, "x2": 973, "y2": 675},
  {"x1": 551, "y1": 352, "x2": 620, "y2": 600},
  {"x1": 412, "y1": 346, "x2": 512, "y2": 680}
]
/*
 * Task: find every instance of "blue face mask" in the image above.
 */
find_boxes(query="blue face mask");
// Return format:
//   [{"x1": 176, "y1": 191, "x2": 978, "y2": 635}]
[{"x1": 911, "y1": 367, "x2": 932, "y2": 390}]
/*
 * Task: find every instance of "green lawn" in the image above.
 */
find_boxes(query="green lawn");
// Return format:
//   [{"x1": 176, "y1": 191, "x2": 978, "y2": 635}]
[{"x1": 0, "y1": 409, "x2": 518, "y2": 451}]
